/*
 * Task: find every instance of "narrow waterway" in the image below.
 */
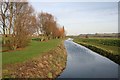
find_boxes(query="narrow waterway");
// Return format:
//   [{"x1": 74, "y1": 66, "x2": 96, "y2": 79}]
[{"x1": 58, "y1": 39, "x2": 119, "y2": 78}]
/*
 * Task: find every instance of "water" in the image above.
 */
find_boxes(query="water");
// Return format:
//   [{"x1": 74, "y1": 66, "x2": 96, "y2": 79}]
[{"x1": 58, "y1": 39, "x2": 119, "y2": 78}]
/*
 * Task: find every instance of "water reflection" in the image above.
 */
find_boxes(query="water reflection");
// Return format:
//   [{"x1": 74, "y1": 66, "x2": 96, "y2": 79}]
[{"x1": 58, "y1": 40, "x2": 118, "y2": 78}]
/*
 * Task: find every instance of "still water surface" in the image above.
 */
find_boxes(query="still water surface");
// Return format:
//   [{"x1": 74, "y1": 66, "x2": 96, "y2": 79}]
[{"x1": 58, "y1": 39, "x2": 118, "y2": 78}]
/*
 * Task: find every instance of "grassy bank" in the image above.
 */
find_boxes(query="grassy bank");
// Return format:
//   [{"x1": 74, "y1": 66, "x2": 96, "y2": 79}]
[
  {"x1": 74, "y1": 38, "x2": 120, "y2": 64},
  {"x1": 3, "y1": 40, "x2": 67, "y2": 78},
  {"x1": 3, "y1": 39, "x2": 62, "y2": 65}
]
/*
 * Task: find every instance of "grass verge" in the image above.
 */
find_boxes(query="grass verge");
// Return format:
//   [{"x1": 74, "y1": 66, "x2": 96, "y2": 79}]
[{"x1": 2, "y1": 39, "x2": 62, "y2": 65}]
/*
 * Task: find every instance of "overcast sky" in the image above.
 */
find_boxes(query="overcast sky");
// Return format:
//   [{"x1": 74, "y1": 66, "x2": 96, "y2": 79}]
[{"x1": 29, "y1": 1, "x2": 118, "y2": 35}]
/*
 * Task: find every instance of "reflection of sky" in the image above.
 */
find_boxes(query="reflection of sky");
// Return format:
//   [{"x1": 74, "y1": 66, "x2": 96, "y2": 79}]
[
  {"x1": 29, "y1": 1, "x2": 118, "y2": 35},
  {"x1": 59, "y1": 40, "x2": 118, "y2": 78}
]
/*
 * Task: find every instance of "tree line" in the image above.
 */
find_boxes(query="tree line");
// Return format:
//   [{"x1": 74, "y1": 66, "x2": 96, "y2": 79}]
[{"x1": 0, "y1": 1, "x2": 65, "y2": 50}]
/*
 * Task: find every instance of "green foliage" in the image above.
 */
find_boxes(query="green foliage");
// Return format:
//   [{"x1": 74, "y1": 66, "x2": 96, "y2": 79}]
[
  {"x1": 2, "y1": 39, "x2": 61, "y2": 65},
  {"x1": 32, "y1": 38, "x2": 42, "y2": 41},
  {"x1": 47, "y1": 72, "x2": 52, "y2": 78},
  {"x1": 98, "y1": 39, "x2": 120, "y2": 47}
]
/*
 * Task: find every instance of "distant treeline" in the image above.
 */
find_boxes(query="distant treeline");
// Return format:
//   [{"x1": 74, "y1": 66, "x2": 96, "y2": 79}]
[{"x1": 78, "y1": 33, "x2": 120, "y2": 38}]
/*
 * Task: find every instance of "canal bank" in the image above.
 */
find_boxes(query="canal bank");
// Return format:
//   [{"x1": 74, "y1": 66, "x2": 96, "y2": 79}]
[
  {"x1": 58, "y1": 39, "x2": 118, "y2": 78},
  {"x1": 3, "y1": 42, "x2": 67, "y2": 78},
  {"x1": 74, "y1": 42, "x2": 120, "y2": 65}
]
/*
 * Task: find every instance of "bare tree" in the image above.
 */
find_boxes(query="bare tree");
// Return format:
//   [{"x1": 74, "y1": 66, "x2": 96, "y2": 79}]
[
  {"x1": 38, "y1": 12, "x2": 57, "y2": 39},
  {"x1": 11, "y1": 2, "x2": 36, "y2": 49},
  {"x1": 37, "y1": 12, "x2": 66, "y2": 39},
  {"x1": 0, "y1": 1, "x2": 9, "y2": 35},
  {"x1": 0, "y1": 1, "x2": 37, "y2": 49}
]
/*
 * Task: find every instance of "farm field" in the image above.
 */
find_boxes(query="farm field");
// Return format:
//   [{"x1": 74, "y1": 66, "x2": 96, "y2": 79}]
[{"x1": 74, "y1": 37, "x2": 120, "y2": 64}]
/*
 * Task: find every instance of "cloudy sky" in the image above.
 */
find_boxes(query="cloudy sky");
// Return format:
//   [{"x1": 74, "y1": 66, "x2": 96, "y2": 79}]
[{"x1": 29, "y1": 1, "x2": 118, "y2": 35}]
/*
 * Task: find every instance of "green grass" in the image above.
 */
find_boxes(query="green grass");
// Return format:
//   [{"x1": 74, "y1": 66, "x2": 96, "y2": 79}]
[
  {"x1": 74, "y1": 37, "x2": 120, "y2": 64},
  {"x1": 74, "y1": 38, "x2": 120, "y2": 55},
  {"x1": 2, "y1": 39, "x2": 62, "y2": 65}
]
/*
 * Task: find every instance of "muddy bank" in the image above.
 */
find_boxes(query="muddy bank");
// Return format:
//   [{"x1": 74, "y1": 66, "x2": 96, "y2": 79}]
[{"x1": 3, "y1": 42, "x2": 67, "y2": 78}]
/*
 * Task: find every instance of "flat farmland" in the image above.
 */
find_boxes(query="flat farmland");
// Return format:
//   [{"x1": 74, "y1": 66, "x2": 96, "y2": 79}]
[{"x1": 74, "y1": 37, "x2": 120, "y2": 64}]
